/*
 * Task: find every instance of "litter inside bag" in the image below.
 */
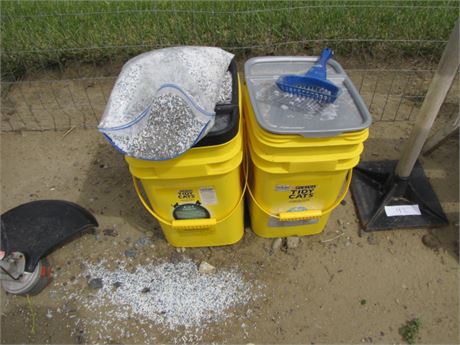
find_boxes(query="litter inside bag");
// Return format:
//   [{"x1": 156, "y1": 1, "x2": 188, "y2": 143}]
[{"x1": 99, "y1": 46, "x2": 234, "y2": 160}]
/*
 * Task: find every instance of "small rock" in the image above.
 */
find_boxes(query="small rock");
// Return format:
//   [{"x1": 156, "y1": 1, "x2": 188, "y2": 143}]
[
  {"x1": 198, "y1": 261, "x2": 216, "y2": 274},
  {"x1": 112, "y1": 282, "x2": 122, "y2": 289},
  {"x1": 340, "y1": 200, "x2": 347, "y2": 206},
  {"x1": 367, "y1": 234, "x2": 379, "y2": 245},
  {"x1": 103, "y1": 228, "x2": 118, "y2": 237},
  {"x1": 141, "y1": 287, "x2": 150, "y2": 293},
  {"x1": 46, "y1": 310, "x2": 53, "y2": 319},
  {"x1": 286, "y1": 236, "x2": 300, "y2": 249},
  {"x1": 135, "y1": 237, "x2": 152, "y2": 248},
  {"x1": 175, "y1": 247, "x2": 186, "y2": 253},
  {"x1": 88, "y1": 278, "x2": 103, "y2": 289},
  {"x1": 169, "y1": 251, "x2": 182, "y2": 264},
  {"x1": 422, "y1": 234, "x2": 439, "y2": 249},
  {"x1": 124, "y1": 249, "x2": 137, "y2": 258},
  {"x1": 337, "y1": 219, "x2": 344, "y2": 227},
  {"x1": 271, "y1": 238, "x2": 283, "y2": 252}
]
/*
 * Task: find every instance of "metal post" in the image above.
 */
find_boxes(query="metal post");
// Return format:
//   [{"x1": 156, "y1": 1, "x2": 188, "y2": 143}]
[{"x1": 395, "y1": 19, "x2": 459, "y2": 178}]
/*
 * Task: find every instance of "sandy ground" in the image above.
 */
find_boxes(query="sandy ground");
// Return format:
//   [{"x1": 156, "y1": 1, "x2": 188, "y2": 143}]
[{"x1": 0, "y1": 118, "x2": 459, "y2": 344}]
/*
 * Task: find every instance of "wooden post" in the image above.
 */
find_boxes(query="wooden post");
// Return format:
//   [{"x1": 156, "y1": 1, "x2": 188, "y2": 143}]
[{"x1": 395, "y1": 19, "x2": 460, "y2": 178}]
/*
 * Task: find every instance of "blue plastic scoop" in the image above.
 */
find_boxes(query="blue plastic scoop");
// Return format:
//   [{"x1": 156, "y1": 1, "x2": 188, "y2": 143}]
[{"x1": 276, "y1": 48, "x2": 340, "y2": 104}]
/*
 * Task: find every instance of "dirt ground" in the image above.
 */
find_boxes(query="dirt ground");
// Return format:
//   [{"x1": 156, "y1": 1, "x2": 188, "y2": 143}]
[{"x1": 1, "y1": 110, "x2": 459, "y2": 344}]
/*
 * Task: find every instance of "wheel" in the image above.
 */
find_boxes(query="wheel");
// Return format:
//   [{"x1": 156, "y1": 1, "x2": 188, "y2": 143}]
[{"x1": 1, "y1": 258, "x2": 52, "y2": 296}]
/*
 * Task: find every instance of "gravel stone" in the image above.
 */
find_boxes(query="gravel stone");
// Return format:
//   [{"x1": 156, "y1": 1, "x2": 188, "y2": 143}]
[
  {"x1": 367, "y1": 234, "x2": 380, "y2": 245},
  {"x1": 135, "y1": 237, "x2": 152, "y2": 248},
  {"x1": 286, "y1": 236, "x2": 300, "y2": 249},
  {"x1": 124, "y1": 249, "x2": 137, "y2": 258},
  {"x1": 198, "y1": 261, "x2": 216, "y2": 274},
  {"x1": 103, "y1": 228, "x2": 118, "y2": 237},
  {"x1": 88, "y1": 278, "x2": 103, "y2": 289},
  {"x1": 422, "y1": 234, "x2": 439, "y2": 249},
  {"x1": 271, "y1": 238, "x2": 283, "y2": 252}
]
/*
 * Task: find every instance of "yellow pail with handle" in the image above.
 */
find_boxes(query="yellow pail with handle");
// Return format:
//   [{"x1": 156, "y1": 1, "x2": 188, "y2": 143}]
[
  {"x1": 243, "y1": 56, "x2": 372, "y2": 238},
  {"x1": 126, "y1": 74, "x2": 245, "y2": 247}
]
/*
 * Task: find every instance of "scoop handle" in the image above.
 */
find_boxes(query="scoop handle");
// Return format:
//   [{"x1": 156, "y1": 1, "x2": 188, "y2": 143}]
[
  {"x1": 317, "y1": 48, "x2": 333, "y2": 67},
  {"x1": 305, "y1": 48, "x2": 333, "y2": 79}
]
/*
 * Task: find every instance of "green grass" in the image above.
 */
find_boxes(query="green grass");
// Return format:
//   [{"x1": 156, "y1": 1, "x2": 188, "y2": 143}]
[
  {"x1": 400, "y1": 318, "x2": 422, "y2": 344},
  {"x1": 1, "y1": 0, "x2": 458, "y2": 80}
]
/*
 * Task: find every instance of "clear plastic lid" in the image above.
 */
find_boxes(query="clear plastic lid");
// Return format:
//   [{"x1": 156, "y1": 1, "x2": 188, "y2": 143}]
[{"x1": 244, "y1": 56, "x2": 372, "y2": 137}]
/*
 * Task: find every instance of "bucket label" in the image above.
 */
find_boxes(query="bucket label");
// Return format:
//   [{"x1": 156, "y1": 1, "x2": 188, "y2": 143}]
[
  {"x1": 171, "y1": 188, "x2": 215, "y2": 219},
  {"x1": 275, "y1": 184, "x2": 317, "y2": 202},
  {"x1": 173, "y1": 202, "x2": 211, "y2": 220},
  {"x1": 176, "y1": 187, "x2": 217, "y2": 205},
  {"x1": 177, "y1": 189, "x2": 196, "y2": 201},
  {"x1": 199, "y1": 187, "x2": 218, "y2": 205}
]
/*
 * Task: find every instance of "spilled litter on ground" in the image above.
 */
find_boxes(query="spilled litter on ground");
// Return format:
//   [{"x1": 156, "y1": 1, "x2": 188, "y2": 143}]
[{"x1": 54, "y1": 257, "x2": 264, "y2": 343}]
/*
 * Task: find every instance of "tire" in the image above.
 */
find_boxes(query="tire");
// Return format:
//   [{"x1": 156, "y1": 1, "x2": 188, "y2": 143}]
[{"x1": 1, "y1": 258, "x2": 52, "y2": 296}]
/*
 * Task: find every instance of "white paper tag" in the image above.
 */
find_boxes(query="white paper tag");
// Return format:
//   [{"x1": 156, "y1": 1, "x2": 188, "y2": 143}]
[
  {"x1": 384, "y1": 205, "x2": 421, "y2": 217},
  {"x1": 199, "y1": 187, "x2": 218, "y2": 205}
]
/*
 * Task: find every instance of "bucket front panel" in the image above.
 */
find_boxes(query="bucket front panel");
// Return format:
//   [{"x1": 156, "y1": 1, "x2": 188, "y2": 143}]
[
  {"x1": 252, "y1": 166, "x2": 347, "y2": 214},
  {"x1": 249, "y1": 163, "x2": 348, "y2": 236},
  {"x1": 140, "y1": 169, "x2": 242, "y2": 222},
  {"x1": 138, "y1": 166, "x2": 244, "y2": 247}
]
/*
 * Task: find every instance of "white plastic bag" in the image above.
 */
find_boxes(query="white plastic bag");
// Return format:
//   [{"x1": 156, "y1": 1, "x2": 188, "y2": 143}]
[{"x1": 99, "y1": 46, "x2": 234, "y2": 160}]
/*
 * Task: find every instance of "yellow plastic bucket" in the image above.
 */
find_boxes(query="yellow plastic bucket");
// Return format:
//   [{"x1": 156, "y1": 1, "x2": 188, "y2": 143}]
[
  {"x1": 126, "y1": 120, "x2": 244, "y2": 247},
  {"x1": 247, "y1": 137, "x2": 357, "y2": 237},
  {"x1": 245, "y1": 113, "x2": 361, "y2": 237},
  {"x1": 243, "y1": 56, "x2": 371, "y2": 238},
  {"x1": 125, "y1": 77, "x2": 245, "y2": 248}
]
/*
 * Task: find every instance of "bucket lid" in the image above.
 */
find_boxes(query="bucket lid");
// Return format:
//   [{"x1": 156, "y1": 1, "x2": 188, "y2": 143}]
[{"x1": 244, "y1": 56, "x2": 372, "y2": 137}]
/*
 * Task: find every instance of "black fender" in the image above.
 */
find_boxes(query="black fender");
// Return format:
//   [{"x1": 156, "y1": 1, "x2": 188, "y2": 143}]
[{"x1": 1, "y1": 200, "x2": 98, "y2": 272}]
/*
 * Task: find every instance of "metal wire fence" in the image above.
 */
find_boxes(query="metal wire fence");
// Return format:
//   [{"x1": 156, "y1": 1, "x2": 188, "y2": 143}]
[{"x1": 1, "y1": 1, "x2": 459, "y2": 132}]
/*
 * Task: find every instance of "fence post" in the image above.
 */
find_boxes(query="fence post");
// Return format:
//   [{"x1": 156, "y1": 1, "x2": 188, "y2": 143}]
[{"x1": 395, "y1": 19, "x2": 459, "y2": 178}]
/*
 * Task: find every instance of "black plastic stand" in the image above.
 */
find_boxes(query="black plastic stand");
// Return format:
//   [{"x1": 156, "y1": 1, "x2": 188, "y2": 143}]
[
  {"x1": 1, "y1": 200, "x2": 98, "y2": 272},
  {"x1": 351, "y1": 160, "x2": 448, "y2": 231}
]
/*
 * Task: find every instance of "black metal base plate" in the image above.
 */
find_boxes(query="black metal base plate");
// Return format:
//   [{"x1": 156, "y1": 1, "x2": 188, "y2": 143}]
[{"x1": 351, "y1": 160, "x2": 448, "y2": 231}]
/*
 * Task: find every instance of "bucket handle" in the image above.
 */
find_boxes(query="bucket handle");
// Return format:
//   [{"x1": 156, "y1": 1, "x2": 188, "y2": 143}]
[
  {"x1": 132, "y1": 154, "x2": 248, "y2": 231},
  {"x1": 246, "y1": 169, "x2": 352, "y2": 221}
]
